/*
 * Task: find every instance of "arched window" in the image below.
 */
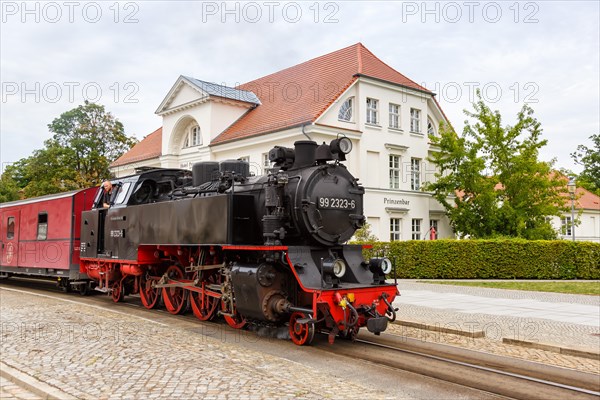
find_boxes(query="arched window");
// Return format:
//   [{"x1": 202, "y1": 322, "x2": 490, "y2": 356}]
[
  {"x1": 183, "y1": 125, "x2": 202, "y2": 147},
  {"x1": 427, "y1": 117, "x2": 436, "y2": 136},
  {"x1": 338, "y1": 97, "x2": 354, "y2": 122}
]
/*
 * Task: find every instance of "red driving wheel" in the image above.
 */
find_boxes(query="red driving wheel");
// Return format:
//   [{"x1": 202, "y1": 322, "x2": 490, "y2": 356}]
[
  {"x1": 190, "y1": 272, "x2": 219, "y2": 321},
  {"x1": 162, "y1": 265, "x2": 187, "y2": 315},
  {"x1": 140, "y1": 275, "x2": 160, "y2": 309},
  {"x1": 221, "y1": 300, "x2": 246, "y2": 329}
]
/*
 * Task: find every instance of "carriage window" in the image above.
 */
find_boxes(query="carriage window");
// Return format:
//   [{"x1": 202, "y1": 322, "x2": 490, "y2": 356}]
[
  {"x1": 7, "y1": 217, "x2": 15, "y2": 239},
  {"x1": 37, "y1": 213, "x2": 48, "y2": 241}
]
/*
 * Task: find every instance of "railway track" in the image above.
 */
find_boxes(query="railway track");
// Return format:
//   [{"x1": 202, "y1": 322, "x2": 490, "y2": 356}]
[
  {"x1": 2, "y1": 277, "x2": 599, "y2": 400},
  {"x1": 318, "y1": 335, "x2": 599, "y2": 400}
]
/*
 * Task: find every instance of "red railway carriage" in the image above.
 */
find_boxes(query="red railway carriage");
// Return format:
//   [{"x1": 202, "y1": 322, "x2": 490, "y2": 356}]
[{"x1": 0, "y1": 188, "x2": 96, "y2": 290}]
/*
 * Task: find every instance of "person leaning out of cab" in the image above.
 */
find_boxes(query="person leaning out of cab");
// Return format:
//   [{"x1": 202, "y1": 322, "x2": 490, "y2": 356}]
[{"x1": 101, "y1": 181, "x2": 113, "y2": 208}]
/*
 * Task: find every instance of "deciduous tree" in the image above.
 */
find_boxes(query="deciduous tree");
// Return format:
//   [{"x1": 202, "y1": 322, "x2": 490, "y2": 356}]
[
  {"x1": 571, "y1": 134, "x2": 600, "y2": 195},
  {"x1": 1, "y1": 101, "x2": 136, "y2": 199},
  {"x1": 425, "y1": 92, "x2": 566, "y2": 239}
]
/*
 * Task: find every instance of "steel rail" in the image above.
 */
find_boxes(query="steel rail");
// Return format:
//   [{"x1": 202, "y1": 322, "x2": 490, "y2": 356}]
[{"x1": 354, "y1": 337, "x2": 600, "y2": 398}]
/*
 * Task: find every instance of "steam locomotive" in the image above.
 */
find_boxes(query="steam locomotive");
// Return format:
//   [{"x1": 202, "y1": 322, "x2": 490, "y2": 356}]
[{"x1": 1, "y1": 138, "x2": 398, "y2": 345}]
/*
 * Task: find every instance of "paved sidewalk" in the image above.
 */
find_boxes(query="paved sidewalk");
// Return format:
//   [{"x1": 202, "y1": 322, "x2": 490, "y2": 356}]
[
  {"x1": 391, "y1": 280, "x2": 600, "y2": 354},
  {"x1": 1, "y1": 287, "x2": 395, "y2": 400}
]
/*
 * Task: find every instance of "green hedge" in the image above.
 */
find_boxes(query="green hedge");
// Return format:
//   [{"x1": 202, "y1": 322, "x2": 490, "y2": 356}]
[{"x1": 361, "y1": 240, "x2": 600, "y2": 279}]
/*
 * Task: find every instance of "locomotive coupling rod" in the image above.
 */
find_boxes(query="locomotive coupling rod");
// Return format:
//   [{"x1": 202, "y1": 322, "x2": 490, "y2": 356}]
[
  {"x1": 152, "y1": 281, "x2": 196, "y2": 289},
  {"x1": 185, "y1": 263, "x2": 223, "y2": 273}
]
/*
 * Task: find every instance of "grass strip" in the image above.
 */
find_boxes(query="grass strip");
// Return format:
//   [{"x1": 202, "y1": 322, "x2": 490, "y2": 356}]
[{"x1": 418, "y1": 280, "x2": 600, "y2": 296}]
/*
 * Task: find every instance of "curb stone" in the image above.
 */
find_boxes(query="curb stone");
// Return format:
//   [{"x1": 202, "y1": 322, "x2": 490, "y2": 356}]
[
  {"x1": 393, "y1": 319, "x2": 600, "y2": 361},
  {"x1": 393, "y1": 319, "x2": 486, "y2": 338},
  {"x1": 0, "y1": 362, "x2": 77, "y2": 400},
  {"x1": 502, "y1": 338, "x2": 600, "y2": 361}
]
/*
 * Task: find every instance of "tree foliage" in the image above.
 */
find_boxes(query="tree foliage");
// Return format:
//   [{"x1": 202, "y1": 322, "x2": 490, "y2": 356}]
[
  {"x1": 425, "y1": 92, "x2": 566, "y2": 239},
  {"x1": 353, "y1": 222, "x2": 379, "y2": 242},
  {"x1": 1, "y1": 101, "x2": 136, "y2": 200},
  {"x1": 571, "y1": 134, "x2": 600, "y2": 195}
]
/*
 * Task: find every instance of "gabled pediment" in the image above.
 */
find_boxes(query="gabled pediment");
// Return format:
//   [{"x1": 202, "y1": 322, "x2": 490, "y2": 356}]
[
  {"x1": 155, "y1": 76, "x2": 210, "y2": 115},
  {"x1": 156, "y1": 76, "x2": 260, "y2": 116}
]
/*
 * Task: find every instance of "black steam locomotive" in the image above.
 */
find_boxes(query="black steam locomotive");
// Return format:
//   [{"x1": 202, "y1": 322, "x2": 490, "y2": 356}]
[{"x1": 79, "y1": 138, "x2": 398, "y2": 345}]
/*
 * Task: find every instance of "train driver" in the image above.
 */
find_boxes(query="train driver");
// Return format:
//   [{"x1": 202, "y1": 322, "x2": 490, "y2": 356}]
[{"x1": 101, "y1": 181, "x2": 113, "y2": 208}]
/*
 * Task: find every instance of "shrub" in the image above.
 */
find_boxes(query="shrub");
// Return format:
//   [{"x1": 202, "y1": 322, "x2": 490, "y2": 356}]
[{"x1": 359, "y1": 240, "x2": 600, "y2": 279}]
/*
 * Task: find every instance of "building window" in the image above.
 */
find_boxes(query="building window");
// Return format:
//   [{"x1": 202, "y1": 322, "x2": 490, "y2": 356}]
[
  {"x1": 561, "y1": 216, "x2": 572, "y2": 236},
  {"x1": 37, "y1": 213, "x2": 48, "y2": 241},
  {"x1": 427, "y1": 117, "x2": 436, "y2": 136},
  {"x1": 410, "y1": 108, "x2": 421, "y2": 133},
  {"x1": 412, "y1": 219, "x2": 422, "y2": 240},
  {"x1": 389, "y1": 103, "x2": 400, "y2": 129},
  {"x1": 6, "y1": 217, "x2": 15, "y2": 239},
  {"x1": 430, "y1": 219, "x2": 439, "y2": 239},
  {"x1": 184, "y1": 125, "x2": 201, "y2": 147},
  {"x1": 389, "y1": 155, "x2": 400, "y2": 189},
  {"x1": 366, "y1": 98, "x2": 379, "y2": 125},
  {"x1": 390, "y1": 218, "x2": 401, "y2": 241},
  {"x1": 262, "y1": 153, "x2": 271, "y2": 174},
  {"x1": 411, "y1": 158, "x2": 421, "y2": 190},
  {"x1": 338, "y1": 97, "x2": 353, "y2": 121}
]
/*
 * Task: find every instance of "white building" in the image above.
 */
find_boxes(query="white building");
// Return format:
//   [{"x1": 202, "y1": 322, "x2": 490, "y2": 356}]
[
  {"x1": 553, "y1": 187, "x2": 600, "y2": 242},
  {"x1": 110, "y1": 43, "x2": 600, "y2": 242}
]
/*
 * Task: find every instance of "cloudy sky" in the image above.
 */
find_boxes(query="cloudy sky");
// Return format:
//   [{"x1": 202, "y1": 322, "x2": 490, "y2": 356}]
[{"x1": 1, "y1": 1, "x2": 598, "y2": 173}]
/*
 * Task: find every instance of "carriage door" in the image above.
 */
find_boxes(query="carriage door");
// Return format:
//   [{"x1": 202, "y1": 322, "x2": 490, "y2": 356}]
[{"x1": 1, "y1": 212, "x2": 20, "y2": 267}]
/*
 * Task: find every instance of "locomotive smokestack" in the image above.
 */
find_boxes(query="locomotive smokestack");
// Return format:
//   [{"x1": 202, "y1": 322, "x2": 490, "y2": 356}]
[{"x1": 292, "y1": 140, "x2": 317, "y2": 169}]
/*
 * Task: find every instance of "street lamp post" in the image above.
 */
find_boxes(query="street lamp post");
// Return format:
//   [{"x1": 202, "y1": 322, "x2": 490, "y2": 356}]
[{"x1": 567, "y1": 177, "x2": 576, "y2": 241}]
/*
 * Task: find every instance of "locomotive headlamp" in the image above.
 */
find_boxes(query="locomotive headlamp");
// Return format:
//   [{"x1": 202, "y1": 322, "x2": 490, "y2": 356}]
[
  {"x1": 332, "y1": 258, "x2": 347, "y2": 278},
  {"x1": 330, "y1": 137, "x2": 353, "y2": 155},
  {"x1": 380, "y1": 258, "x2": 393, "y2": 274},
  {"x1": 323, "y1": 258, "x2": 347, "y2": 278},
  {"x1": 369, "y1": 257, "x2": 393, "y2": 275}
]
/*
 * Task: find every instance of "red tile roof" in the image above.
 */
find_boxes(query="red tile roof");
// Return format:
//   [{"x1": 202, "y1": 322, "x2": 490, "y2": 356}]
[
  {"x1": 211, "y1": 43, "x2": 431, "y2": 145},
  {"x1": 571, "y1": 187, "x2": 600, "y2": 210},
  {"x1": 111, "y1": 127, "x2": 162, "y2": 167},
  {"x1": 113, "y1": 43, "x2": 435, "y2": 164}
]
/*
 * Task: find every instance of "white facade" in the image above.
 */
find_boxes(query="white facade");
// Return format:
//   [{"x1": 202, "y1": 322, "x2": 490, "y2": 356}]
[{"x1": 551, "y1": 209, "x2": 600, "y2": 242}]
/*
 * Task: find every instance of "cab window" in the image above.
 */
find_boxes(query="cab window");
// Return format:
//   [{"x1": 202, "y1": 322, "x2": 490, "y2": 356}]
[
  {"x1": 7, "y1": 217, "x2": 15, "y2": 239},
  {"x1": 114, "y1": 182, "x2": 131, "y2": 205}
]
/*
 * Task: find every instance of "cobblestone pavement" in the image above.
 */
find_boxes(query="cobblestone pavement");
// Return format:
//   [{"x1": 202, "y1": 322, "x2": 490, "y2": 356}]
[
  {"x1": 390, "y1": 280, "x2": 600, "y2": 375},
  {"x1": 0, "y1": 288, "x2": 393, "y2": 400},
  {"x1": 0, "y1": 376, "x2": 42, "y2": 400}
]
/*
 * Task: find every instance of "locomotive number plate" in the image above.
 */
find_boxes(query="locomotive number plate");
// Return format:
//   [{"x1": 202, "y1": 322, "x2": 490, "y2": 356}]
[{"x1": 317, "y1": 197, "x2": 356, "y2": 210}]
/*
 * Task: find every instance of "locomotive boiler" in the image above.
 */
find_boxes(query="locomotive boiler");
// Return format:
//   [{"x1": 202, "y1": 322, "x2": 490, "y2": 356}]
[{"x1": 75, "y1": 138, "x2": 398, "y2": 345}]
